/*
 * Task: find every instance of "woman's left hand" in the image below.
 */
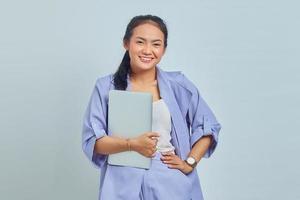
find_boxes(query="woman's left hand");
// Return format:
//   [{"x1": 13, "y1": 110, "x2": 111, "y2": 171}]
[{"x1": 160, "y1": 151, "x2": 193, "y2": 174}]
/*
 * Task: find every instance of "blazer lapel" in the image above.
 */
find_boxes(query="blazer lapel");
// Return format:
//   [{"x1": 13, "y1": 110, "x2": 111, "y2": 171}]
[{"x1": 156, "y1": 67, "x2": 190, "y2": 159}]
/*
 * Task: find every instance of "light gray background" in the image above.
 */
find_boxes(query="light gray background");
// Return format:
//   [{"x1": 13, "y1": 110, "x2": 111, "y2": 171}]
[{"x1": 1, "y1": 0, "x2": 299, "y2": 199}]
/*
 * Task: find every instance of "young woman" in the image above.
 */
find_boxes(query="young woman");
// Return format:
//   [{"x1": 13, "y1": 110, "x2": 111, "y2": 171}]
[{"x1": 82, "y1": 15, "x2": 221, "y2": 200}]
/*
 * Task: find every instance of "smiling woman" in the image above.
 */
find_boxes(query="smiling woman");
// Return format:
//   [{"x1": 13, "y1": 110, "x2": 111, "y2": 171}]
[
  {"x1": 124, "y1": 23, "x2": 165, "y2": 73},
  {"x1": 82, "y1": 14, "x2": 221, "y2": 200}
]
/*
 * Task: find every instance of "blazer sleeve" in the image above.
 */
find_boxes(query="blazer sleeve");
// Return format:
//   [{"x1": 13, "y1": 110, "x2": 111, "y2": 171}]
[
  {"x1": 184, "y1": 75, "x2": 222, "y2": 158},
  {"x1": 82, "y1": 78, "x2": 109, "y2": 168}
]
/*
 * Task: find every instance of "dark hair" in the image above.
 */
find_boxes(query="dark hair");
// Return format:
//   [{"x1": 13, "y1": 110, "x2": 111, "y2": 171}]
[{"x1": 113, "y1": 15, "x2": 168, "y2": 90}]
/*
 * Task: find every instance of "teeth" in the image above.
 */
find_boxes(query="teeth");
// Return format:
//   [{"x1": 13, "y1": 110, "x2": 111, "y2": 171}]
[{"x1": 140, "y1": 57, "x2": 152, "y2": 62}]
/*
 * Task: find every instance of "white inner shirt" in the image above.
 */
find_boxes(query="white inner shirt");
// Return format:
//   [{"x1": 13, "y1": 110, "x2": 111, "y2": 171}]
[{"x1": 152, "y1": 99, "x2": 175, "y2": 153}]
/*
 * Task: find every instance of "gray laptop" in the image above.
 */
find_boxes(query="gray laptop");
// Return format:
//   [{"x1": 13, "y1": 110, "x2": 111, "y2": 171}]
[{"x1": 107, "y1": 90, "x2": 152, "y2": 169}]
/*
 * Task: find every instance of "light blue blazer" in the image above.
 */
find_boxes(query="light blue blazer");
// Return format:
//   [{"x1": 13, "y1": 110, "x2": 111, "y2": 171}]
[{"x1": 82, "y1": 66, "x2": 221, "y2": 199}]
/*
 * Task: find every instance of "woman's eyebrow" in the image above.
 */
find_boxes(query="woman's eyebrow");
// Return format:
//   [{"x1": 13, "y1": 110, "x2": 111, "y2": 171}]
[{"x1": 136, "y1": 36, "x2": 162, "y2": 43}]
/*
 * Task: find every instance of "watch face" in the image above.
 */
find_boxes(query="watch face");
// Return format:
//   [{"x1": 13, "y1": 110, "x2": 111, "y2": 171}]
[{"x1": 187, "y1": 157, "x2": 196, "y2": 165}]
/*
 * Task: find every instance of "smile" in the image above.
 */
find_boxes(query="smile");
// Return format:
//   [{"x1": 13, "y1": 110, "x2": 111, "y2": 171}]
[{"x1": 139, "y1": 56, "x2": 153, "y2": 63}]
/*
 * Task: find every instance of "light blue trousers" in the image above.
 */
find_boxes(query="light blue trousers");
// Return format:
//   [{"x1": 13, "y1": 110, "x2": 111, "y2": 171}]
[{"x1": 100, "y1": 152, "x2": 193, "y2": 200}]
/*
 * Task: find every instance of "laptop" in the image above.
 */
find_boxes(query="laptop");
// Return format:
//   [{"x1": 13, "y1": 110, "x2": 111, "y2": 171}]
[{"x1": 107, "y1": 90, "x2": 152, "y2": 169}]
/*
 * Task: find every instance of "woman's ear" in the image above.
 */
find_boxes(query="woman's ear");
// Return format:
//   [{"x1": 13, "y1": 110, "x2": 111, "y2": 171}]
[{"x1": 123, "y1": 40, "x2": 129, "y2": 50}]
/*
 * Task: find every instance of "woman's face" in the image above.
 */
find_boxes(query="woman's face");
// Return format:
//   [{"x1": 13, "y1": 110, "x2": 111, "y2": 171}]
[{"x1": 124, "y1": 23, "x2": 166, "y2": 73}]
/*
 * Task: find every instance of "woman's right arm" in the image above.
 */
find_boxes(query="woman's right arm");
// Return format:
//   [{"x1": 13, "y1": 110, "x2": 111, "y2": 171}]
[
  {"x1": 82, "y1": 77, "x2": 159, "y2": 168},
  {"x1": 94, "y1": 132, "x2": 160, "y2": 158}
]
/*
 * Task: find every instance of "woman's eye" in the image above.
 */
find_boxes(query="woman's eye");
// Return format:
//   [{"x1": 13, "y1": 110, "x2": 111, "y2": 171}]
[
  {"x1": 137, "y1": 41, "x2": 143, "y2": 44},
  {"x1": 154, "y1": 44, "x2": 161, "y2": 47}
]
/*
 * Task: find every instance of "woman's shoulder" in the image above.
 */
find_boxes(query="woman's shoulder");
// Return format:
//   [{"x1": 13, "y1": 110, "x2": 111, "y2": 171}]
[
  {"x1": 163, "y1": 69, "x2": 198, "y2": 94},
  {"x1": 94, "y1": 73, "x2": 114, "y2": 88}
]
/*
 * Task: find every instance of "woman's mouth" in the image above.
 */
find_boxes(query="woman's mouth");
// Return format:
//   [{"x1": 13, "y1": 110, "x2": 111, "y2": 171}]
[{"x1": 139, "y1": 56, "x2": 153, "y2": 63}]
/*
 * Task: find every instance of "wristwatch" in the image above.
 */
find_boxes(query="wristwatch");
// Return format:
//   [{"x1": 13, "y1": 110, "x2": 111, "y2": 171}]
[{"x1": 185, "y1": 156, "x2": 197, "y2": 168}]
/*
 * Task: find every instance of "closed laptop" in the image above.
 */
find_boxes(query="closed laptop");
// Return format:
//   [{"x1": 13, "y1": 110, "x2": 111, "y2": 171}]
[{"x1": 107, "y1": 90, "x2": 152, "y2": 169}]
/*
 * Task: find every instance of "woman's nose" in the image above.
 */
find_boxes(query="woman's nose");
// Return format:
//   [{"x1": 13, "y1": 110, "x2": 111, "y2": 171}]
[{"x1": 142, "y1": 44, "x2": 152, "y2": 54}]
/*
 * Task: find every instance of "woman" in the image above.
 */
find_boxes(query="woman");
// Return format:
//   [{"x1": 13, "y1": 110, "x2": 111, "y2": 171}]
[{"x1": 82, "y1": 15, "x2": 221, "y2": 200}]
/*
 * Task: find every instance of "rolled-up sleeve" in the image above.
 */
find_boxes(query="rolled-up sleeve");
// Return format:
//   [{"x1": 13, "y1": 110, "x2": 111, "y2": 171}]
[
  {"x1": 82, "y1": 78, "x2": 108, "y2": 168},
  {"x1": 186, "y1": 79, "x2": 221, "y2": 158}
]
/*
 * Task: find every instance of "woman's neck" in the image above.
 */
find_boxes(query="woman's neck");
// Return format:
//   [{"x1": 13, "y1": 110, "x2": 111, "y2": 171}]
[{"x1": 130, "y1": 67, "x2": 157, "y2": 85}]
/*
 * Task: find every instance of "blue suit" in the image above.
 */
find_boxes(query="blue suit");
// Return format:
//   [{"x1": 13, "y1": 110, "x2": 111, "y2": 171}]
[{"x1": 82, "y1": 67, "x2": 221, "y2": 200}]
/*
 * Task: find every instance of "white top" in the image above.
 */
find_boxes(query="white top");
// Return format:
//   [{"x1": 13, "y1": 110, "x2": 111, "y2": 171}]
[{"x1": 152, "y1": 99, "x2": 175, "y2": 153}]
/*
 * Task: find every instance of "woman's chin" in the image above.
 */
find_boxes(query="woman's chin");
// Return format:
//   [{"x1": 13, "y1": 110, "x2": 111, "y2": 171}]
[{"x1": 132, "y1": 64, "x2": 156, "y2": 72}]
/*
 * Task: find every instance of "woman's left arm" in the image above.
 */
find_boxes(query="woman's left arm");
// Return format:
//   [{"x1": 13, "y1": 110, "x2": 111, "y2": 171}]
[
  {"x1": 160, "y1": 135, "x2": 212, "y2": 174},
  {"x1": 161, "y1": 73, "x2": 221, "y2": 174}
]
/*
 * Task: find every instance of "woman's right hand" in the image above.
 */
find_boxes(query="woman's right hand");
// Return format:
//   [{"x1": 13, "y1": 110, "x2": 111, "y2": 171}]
[{"x1": 130, "y1": 132, "x2": 160, "y2": 158}]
